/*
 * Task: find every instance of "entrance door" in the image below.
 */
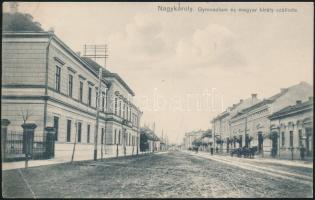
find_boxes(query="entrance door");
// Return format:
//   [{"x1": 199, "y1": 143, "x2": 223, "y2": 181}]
[
  {"x1": 258, "y1": 132, "x2": 263, "y2": 153},
  {"x1": 271, "y1": 132, "x2": 278, "y2": 157}
]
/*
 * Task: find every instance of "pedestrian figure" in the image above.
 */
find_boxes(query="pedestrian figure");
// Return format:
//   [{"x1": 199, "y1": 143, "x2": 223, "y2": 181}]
[{"x1": 210, "y1": 147, "x2": 214, "y2": 155}]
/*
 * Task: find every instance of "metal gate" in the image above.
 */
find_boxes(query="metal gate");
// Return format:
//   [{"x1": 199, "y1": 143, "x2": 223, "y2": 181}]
[{"x1": 3, "y1": 131, "x2": 54, "y2": 162}]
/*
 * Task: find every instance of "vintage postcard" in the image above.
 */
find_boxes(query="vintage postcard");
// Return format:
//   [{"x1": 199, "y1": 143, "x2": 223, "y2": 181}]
[{"x1": 1, "y1": 1, "x2": 313, "y2": 198}]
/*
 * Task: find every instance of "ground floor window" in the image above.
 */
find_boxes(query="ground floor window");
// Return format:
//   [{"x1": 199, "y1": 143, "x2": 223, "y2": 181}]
[
  {"x1": 53, "y1": 116, "x2": 59, "y2": 141},
  {"x1": 67, "y1": 120, "x2": 71, "y2": 142},
  {"x1": 101, "y1": 128, "x2": 104, "y2": 144},
  {"x1": 281, "y1": 132, "x2": 285, "y2": 146},
  {"x1": 298, "y1": 129, "x2": 302, "y2": 147},
  {"x1": 290, "y1": 131, "x2": 293, "y2": 147},
  {"x1": 87, "y1": 124, "x2": 90, "y2": 143},
  {"x1": 114, "y1": 130, "x2": 117, "y2": 144},
  {"x1": 78, "y1": 122, "x2": 82, "y2": 143},
  {"x1": 118, "y1": 130, "x2": 121, "y2": 145}
]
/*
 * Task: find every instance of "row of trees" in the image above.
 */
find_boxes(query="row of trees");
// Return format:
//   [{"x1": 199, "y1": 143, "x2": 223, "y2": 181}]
[{"x1": 3, "y1": 12, "x2": 44, "y2": 32}]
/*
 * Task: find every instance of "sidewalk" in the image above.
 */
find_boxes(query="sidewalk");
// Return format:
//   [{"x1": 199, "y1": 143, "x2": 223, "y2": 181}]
[
  {"x1": 1, "y1": 151, "x2": 154, "y2": 171},
  {"x1": 183, "y1": 150, "x2": 313, "y2": 168}
]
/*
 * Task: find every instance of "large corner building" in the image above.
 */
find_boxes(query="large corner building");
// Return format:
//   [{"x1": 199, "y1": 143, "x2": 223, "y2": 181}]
[{"x1": 2, "y1": 31, "x2": 142, "y2": 160}]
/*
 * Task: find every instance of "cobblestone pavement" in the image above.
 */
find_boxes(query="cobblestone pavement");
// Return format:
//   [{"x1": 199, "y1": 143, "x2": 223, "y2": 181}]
[{"x1": 2, "y1": 151, "x2": 313, "y2": 198}]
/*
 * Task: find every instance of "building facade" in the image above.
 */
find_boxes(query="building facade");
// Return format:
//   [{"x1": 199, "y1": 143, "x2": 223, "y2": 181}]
[
  {"x1": 183, "y1": 129, "x2": 211, "y2": 150},
  {"x1": 211, "y1": 94, "x2": 261, "y2": 152},
  {"x1": 2, "y1": 31, "x2": 142, "y2": 161},
  {"x1": 268, "y1": 97, "x2": 313, "y2": 159},
  {"x1": 229, "y1": 82, "x2": 313, "y2": 156}
]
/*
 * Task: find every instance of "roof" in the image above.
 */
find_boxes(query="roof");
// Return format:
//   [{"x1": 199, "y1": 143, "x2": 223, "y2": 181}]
[
  {"x1": 269, "y1": 98, "x2": 313, "y2": 119},
  {"x1": 3, "y1": 31, "x2": 103, "y2": 83},
  {"x1": 3, "y1": 31, "x2": 135, "y2": 96},
  {"x1": 231, "y1": 82, "x2": 308, "y2": 119},
  {"x1": 213, "y1": 97, "x2": 261, "y2": 122},
  {"x1": 81, "y1": 57, "x2": 135, "y2": 96}
]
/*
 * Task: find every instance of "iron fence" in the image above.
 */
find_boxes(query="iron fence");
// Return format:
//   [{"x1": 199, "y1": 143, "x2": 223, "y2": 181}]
[{"x1": 3, "y1": 131, "x2": 51, "y2": 161}]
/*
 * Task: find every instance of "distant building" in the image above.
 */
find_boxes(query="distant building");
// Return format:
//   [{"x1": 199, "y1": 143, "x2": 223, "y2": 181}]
[
  {"x1": 183, "y1": 129, "x2": 211, "y2": 150},
  {"x1": 268, "y1": 97, "x2": 313, "y2": 159},
  {"x1": 230, "y1": 82, "x2": 313, "y2": 156},
  {"x1": 211, "y1": 94, "x2": 260, "y2": 152}
]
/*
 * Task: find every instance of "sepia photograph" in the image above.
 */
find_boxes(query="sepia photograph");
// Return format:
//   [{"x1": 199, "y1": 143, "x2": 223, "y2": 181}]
[{"x1": 1, "y1": 1, "x2": 313, "y2": 198}]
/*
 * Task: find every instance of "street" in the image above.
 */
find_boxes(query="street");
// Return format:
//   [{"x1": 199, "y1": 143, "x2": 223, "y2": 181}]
[{"x1": 2, "y1": 151, "x2": 313, "y2": 198}]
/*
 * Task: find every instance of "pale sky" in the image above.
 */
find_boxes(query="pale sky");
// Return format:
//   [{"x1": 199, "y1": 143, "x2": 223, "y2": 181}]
[{"x1": 4, "y1": 2, "x2": 313, "y2": 144}]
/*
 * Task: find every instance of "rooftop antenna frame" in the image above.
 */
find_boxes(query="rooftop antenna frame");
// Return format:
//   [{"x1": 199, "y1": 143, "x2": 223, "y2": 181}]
[{"x1": 83, "y1": 44, "x2": 109, "y2": 69}]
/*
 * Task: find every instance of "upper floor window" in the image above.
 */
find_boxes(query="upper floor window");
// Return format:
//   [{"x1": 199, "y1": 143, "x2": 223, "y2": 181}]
[
  {"x1": 95, "y1": 89, "x2": 99, "y2": 108},
  {"x1": 114, "y1": 98, "x2": 118, "y2": 115},
  {"x1": 102, "y1": 92, "x2": 105, "y2": 112},
  {"x1": 68, "y1": 74, "x2": 73, "y2": 97},
  {"x1": 123, "y1": 103, "x2": 126, "y2": 119},
  {"x1": 119, "y1": 101, "x2": 122, "y2": 116},
  {"x1": 88, "y1": 87, "x2": 92, "y2": 106},
  {"x1": 55, "y1": 66, "x2": 61, "y2": 92},
  {"x1": 79, "y1": 81, "x2": 83, "y2": 102}
]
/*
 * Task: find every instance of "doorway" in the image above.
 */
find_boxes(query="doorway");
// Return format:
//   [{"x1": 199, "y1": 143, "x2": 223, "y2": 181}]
[{"x1": 271, "y1": 132, "x2": 278, "y2": 157}]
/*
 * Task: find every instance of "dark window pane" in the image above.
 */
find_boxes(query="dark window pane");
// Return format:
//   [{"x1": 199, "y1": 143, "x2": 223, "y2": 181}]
[
  {"x1": 78, "y1": 122, "x2": 82, "y2": 143},
  {"x1": 87, "y1": 125, "x2": 90, "y2": 143},
  {"x1": 67, "y1": 120, "x2": 71, "y2": 142},
  {"x1": 53, "y1": 116, "x2": 59, "y2": 141}
]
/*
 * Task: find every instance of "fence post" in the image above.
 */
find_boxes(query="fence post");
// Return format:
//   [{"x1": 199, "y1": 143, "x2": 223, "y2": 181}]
[
  {"x1": 21, "y1": 123, "x2": 37, "y2": 168},
  {"x1": 45, "y1": 127, "x2": 55, "y2": 159},
  {"x1": 1, "y1": 119, "x2": 10, "y2": 161}
]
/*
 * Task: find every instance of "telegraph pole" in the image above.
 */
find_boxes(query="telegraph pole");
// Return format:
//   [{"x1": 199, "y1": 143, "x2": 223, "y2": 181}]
[
  {"x1": 94, "y1": 68, "x2": 102, "y2": 160},
  {"x1": 83, "y1": 44, "x2": 108, "y2": 161}
]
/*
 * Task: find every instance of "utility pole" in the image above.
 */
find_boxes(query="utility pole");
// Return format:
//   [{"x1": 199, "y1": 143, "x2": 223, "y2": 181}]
[
  {"x1": 83, "y1": 45, "x2": 108, "y2": 161},
  {"x1": 244, "y1": 113, "x2": 248, "y2": 148},
  {"x1": 94, "y1": 68, "x2": 102, "y2": 161}
]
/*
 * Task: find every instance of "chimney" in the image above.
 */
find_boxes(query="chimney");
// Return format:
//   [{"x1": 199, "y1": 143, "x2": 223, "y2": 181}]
[
  {"x1": 240, "y1": 99, "x2": 244, "y2": 103},
  {"x1": 280, "y1": 88, "x2": 287, "y2": 93},
  {"x1": 296, "y1": 100, "x2": 302, "y2": 105},
  {"x1": 76, "y1": 51, "x2": 81, "y2": 56},
  {"x1": 251, "y1": 94, "x2": 257, "y2": 99},
  {"x1": 48, "y1": 27, "x2": 55, "y2": 33}
]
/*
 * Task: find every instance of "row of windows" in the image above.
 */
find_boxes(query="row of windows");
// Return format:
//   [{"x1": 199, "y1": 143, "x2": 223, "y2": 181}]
[
  {"x1": 113, "y1": 129, "x2": 138, "y2": 146},
  {"x1": 54, "y1": 116, "x2": 93, "y2": 143},
  {"x1": 55, "y1": 66, "x2": 106, "y2": 112},
  {"x1": 114, "y1": 97, "x2": 138, "y2": 125},
  {"x1": 281, "y1": 130, "x2": 304, "y2": 147},
  {"x1": 53, "y1": 116, "x2": 137, "y2": 145}
]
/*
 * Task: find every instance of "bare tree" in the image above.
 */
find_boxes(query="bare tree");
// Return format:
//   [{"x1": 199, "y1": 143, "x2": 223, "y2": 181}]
[{"x1": 20, "y1": 106, "x2": 34, "y2": 125}]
